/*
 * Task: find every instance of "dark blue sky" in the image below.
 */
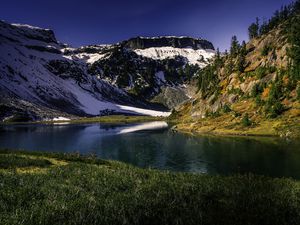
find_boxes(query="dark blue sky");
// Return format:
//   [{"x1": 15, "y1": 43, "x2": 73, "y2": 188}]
[{"x1": 0, "y1": 0, "x2": 294, "y2": 51}]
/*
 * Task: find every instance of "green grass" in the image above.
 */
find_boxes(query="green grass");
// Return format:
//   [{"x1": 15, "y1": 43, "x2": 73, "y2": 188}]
[
  {"x1": 66, "y1": 115, "x2": 165, "y2": 124},
  {"x1": 0, "y1": 154, "x2": 52, "y2": 169},
  {"x1": 1, "y1": 149, "x2": 300, "y2": 225},
  {"x1": 1, "y1": 115, "x2": 165, "y2": 125}
]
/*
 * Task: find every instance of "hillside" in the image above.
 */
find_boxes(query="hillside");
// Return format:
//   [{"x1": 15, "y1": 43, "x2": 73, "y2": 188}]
[
  {"x1": 171, "y1": 2, "x2": 300, "y2": 138},
  {"x1": 0, "y1": 21, "x2": 215, "y2": 121}
]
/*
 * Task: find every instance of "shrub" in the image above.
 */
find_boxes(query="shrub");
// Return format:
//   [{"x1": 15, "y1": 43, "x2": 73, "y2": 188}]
[
  {"x1": 265, "y1": 101, "x2": 285, "y2": 118},
  {"x1": 255, "y1": 66, "x2": 277, "y2": 79},
  {"x1": 242, "y1": 113, "x2": 252, "y2": 127},
  {"x1": 228, "y1": 87, "x2": 243, "y2": 95},
  {"x1": 255, "y1": 95, "x2": 263, "y2": 106},
  {"x1": 251, "y1": 83, "x2": 264, "y2": 97},
  {"x1": 223, "y1": 104, "x2": 232, "y2": 113},
  {"x1": 256, "y1": 67, "x2": 268, "y2": 79},
  {"x1": 261, "y1": 45, "x2": 272, "y2": 56}
]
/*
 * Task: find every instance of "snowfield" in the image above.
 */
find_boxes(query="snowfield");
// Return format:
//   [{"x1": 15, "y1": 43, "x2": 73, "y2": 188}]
[{"x1": 134, "y1": 47, "x2": 215, "y2": 67}]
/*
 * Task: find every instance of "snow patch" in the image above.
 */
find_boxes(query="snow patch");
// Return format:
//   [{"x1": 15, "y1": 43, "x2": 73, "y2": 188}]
[
  {"x1": 116, "y1": 105, "x2": 171, "y2": 117},
  {"x1": 11, "y1": 23, "x2": 50, "y2": 31},
  {"x1": 134, "y1": 47, "x2": 215, "y2": 67},
  {"x1": 73, "y1": 53, "x2": 107, "y2": 64}
]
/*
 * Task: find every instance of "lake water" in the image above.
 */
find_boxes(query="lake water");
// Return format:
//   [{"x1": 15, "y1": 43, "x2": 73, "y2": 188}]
[{"x1": 1, "y1": 121, "x2": 300, "y2": 179}]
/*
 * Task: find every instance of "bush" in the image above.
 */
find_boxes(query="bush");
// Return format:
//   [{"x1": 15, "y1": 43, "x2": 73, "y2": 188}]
[
  {"x1": 242, "y1": 113, "x2": 252, "y2": 127},
  {"x1": 223, "y1": 104, "x2": 232, "y2": 113},
  {"x1": 265, "y1": 101, "x2": 285, "y2": 118},
  {"x1": 256, "y1": 67, "x2": 268, "y2": 79},
  {"x1": 251, "y1": 83, "x2": 264, "y2": 97},
  {"x1": 261, "y1": 45, "x2": 272, "y2": 56},
  {"x1": 255, "y1": 66, "x2": 277, "y2": 79},
  {"x1": 255, "y1": 95, "x2": 263, "y2": 106}
]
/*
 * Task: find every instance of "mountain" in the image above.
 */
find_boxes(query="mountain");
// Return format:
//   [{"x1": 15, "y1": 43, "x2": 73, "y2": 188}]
[
  {"x1": 0, "y1": 20, "x2": 215, "y2": 121},
  {"x1": 171, "y1": 2, "x2": 300, "y2": 138}
]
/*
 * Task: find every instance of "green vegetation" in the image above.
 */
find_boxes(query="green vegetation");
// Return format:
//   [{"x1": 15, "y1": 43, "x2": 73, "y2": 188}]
[
  {"x1": 55, "y1": 115, "x2": 165, "y2": 124},
  {"x1": 265, "y1": 75, "x2": 285, "y2": 118},
  {"x1": 287, "y1": 1, "x2": 300, "y2": 84},
  {"x1": 197, "y1": 63, "x2": 220, "y2": 98},
  {"x1": 261, "y1": 44, "x2": 272, "y2": 56},
  {"x1": 235, "y1": 41, "x2": 247, "y2": 73},
  {"x1": 255, "y1": 66, "x2": 277, "y2": 79},
  {"x1": 230, "y1": 35, "x2": 240, "y2": 58},
  {"x1": 222, "y1": 104, "x2": 232, "y2": 113},
  {"x1": 248, "y1": 17, "x2": 260, "y2": 39},
  {"x1": 241, "y1": 113, "x2": 252, "y2": 127},
  {"x1": 1, "y1": 115, "x2": 165, "y2": 125},
  {"x1": 251, "y1": 83, "x2": 264, "y2": 98},
  {"x1": 0, "y1": 154, "x2": 52, "y2": 169},
  {"x1": 1, "y1": 149, "x2": 300, "y2": 225},
  {"x1": 248, "y1": 4, "x2": 293, "y2": 38}
]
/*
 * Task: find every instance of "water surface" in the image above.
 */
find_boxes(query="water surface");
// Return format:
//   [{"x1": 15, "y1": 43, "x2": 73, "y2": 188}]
[{"x1": 1, "y1": 122, "x2": 300, "y2": 179}]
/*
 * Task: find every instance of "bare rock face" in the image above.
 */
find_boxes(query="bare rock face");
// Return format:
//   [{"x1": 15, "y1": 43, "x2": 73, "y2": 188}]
[
  {"x1": 123, "y1": 36, "x2": 215, "y2": 50},
  {"x1": 240, "y1": 80, "x2": 259, "y2": 94},
  {"x1": 228, "y1": 94, "x2": 239, "y2": 104},
  {"x1": 152, "y1": 87, "x2": 189, "y2": 109}
]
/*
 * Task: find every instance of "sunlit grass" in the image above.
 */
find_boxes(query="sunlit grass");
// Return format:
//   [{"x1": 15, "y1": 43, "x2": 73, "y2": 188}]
[{"x1": 1, "y1": 115, "x2": 166, "y2": 125}]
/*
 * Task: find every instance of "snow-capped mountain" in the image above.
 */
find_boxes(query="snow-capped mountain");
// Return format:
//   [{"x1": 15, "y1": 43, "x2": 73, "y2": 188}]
[{"x1": 0, "y1": 20, "x2": 215, "y2": 121}]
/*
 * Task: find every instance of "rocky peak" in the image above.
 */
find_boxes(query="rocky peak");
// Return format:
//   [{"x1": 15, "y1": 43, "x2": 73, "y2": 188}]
[
  {"x1": 0, "y1": 20, "x2": 57, "y2": 44},
  {"x1": 122, "y1": 36, "x2": 215, "y2": 50}
]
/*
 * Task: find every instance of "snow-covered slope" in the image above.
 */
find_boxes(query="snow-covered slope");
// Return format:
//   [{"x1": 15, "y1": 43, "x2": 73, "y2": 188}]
[
  {"x1": 134, "y1": 47, "x2": 215, "y2": 67},
  {"x1": 0, "y1": 20, "x2": 214, "y2": 120}
]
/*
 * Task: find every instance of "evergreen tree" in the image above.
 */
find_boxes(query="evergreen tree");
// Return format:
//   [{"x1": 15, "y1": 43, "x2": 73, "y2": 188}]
[
  {"x1": 236, "y1": 41, "x2": 247, "y2": 73},
  {"x1": 248, "y1": 17, "x2": 259, "y2": 39},
  {"x1": 230, "y1": 35, "x2": 240, "y2": 57},
  {"x1": 288, "y1": 1, "x2": 300, "y2": 81},
  {"x1": 215, "y1": 48, "x2": 223, "y2": 70},
  {"x1": 259, "y1": 20, "x2": 269, "y2": 35}
]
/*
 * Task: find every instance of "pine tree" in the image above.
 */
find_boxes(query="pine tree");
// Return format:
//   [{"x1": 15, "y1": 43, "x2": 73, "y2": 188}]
[
  {"x1": 248, "y1": 17, "x2": 259, "y2": 39},
  {"x1": 230, "y1": 35, "x2": 240, "y2": 57},
  {"x1": 288, "y1": 2, "x2": 300, "y2": 81},
  {"x1": 215, "y1": 48, "x2": 223, "y2": 70},
  {"x1": 259, "y1": 20, "x2": 269, "y2": 35},
  {"x1": 236, "y1": 41, "x2": 247, "y2": 72}
]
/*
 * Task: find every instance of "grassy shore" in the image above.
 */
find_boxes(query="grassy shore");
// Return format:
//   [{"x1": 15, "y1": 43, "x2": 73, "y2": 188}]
[
  {"x1": 55, "y1": 115, "x2": 165, "y2": 124},
  {"x1": 172, "y1": 116, "x2": 300, "y2": 138},
  {"x1": 1, "y1": 149, "x2": 300, "y2": 225},
  {"x1": 1, "y1": 115, "x2": 165, "y2": 125},
  {"x1": 170, "y1": 100, "x2": 300, "y2": 138}
]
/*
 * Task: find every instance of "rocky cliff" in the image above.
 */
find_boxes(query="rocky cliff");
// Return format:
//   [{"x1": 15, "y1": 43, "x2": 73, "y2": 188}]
[{"x1": 123, "y1": 36, "x2": 215, "y2": 50}]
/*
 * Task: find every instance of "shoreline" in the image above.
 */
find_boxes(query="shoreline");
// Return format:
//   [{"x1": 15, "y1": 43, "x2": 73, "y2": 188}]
[
  {"x1": 2, "y1": 114, "x2": 300, "y2": 139},
  {"x1": 0, "y1": 115, "x2": 166, "y2": 125},
  {"x1": 170, "y1": 116, "x2": 300, "y2": 139}
]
